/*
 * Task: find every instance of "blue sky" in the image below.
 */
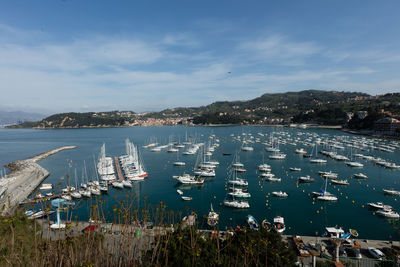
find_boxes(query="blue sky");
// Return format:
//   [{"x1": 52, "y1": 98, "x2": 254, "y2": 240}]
[{"x1": 1, "y1": 0, "x2": 400, "y2": 113}]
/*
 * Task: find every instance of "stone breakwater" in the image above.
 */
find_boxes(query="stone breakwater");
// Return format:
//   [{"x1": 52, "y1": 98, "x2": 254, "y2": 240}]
[{"x1": 0, "y1": 146, "x2": 76, "y2": 216}]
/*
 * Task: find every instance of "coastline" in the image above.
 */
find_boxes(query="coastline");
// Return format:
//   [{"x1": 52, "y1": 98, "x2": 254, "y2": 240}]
[{"x1": 0, "y1": 146, "x2": 76, "y2": 216}]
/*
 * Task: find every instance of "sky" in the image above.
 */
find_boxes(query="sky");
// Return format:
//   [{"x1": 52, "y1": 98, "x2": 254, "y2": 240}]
[{"x1": 0, "y1": 0, "x2": 400, "y2": 114}]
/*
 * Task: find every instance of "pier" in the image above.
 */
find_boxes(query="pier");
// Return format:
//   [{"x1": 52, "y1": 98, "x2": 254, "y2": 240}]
[
  {"x1": 0, "y1": 146, "x2": 76, "y2": 216},
  {"x1": 114, "y1": 156, "x2": 124, "y2": 182}
]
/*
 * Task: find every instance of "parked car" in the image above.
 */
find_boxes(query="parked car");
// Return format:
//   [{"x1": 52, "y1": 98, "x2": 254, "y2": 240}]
[
  {"x1": 368, "y1": 247, "x2": 384, "y2": 260},
  {"x1": 345, "y1": 247, "x2": 362, "y2": 259}
]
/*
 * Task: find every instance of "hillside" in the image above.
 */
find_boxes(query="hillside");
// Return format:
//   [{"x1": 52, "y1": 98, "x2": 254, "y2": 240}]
[{"x1": 7, "y1": 90, "x2": 400, "y2": 128}]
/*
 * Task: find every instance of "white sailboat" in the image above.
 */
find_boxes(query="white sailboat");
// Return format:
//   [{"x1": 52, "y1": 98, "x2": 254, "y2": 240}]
[{"x1": 316, "y1": 178, "x2": 338, "y2": 201}]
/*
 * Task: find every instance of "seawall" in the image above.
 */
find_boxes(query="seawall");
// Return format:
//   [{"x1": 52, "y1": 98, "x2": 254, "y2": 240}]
[{"x1": 0, "y1": 146, "x2": 76, "y2": 216}]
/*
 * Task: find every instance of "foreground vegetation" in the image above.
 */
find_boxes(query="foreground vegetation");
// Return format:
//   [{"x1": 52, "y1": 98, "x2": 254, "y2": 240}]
[{"x1": 0, "y1": 205, "x2": 296, "y2": 266}]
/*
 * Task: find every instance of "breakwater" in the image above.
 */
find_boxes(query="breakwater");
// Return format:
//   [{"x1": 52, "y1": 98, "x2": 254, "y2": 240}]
[{"x1": 0, "y1": 146, "x2": 76, "y2": 216}]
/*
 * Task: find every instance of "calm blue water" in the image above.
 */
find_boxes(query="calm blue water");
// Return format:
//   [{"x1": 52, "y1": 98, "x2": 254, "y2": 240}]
[{"x1": 1, "y1": 126, "x2": 399, "y2": 240}]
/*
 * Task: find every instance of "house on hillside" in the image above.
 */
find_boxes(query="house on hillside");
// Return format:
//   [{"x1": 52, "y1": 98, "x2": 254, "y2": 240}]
[{"x1": 374, "y1": 117, "x2": 400, "y2": 135}]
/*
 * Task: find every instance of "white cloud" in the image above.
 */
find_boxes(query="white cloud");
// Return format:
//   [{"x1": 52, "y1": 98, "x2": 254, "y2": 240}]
[
  {"x1": 0, "y1": 23, "x2": 398, "y2": 113},
  {"x1": 238, "y1": 34, "x2": 321, "y2": 66}
]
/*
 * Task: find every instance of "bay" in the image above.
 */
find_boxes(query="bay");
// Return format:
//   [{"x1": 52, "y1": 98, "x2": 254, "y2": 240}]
[{"x1": 0, "y1": 126, "x2": 399, "y2": 240}]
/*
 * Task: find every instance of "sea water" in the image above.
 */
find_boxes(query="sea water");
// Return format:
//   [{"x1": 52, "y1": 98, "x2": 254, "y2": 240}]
[{"x1": 0, "y1": 126, "x2": 399, "y2": 240}]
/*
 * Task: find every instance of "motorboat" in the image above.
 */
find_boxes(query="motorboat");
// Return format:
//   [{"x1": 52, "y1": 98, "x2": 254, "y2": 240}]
[
  {"x1": 260, "y1": 172, "x2": 275, "y2": 178},
  {"x1": 294, "y1": 148, "x2": 307, "y2": 154},
  {"x1": 261, "y1": 219, "x2": 271, "y2": 231},
  {"x1": 173, "y1": 161, "x2": 186, "y2": 166},
  {"x1": 234, "y1": 168, "x2": 246, "y2": 173},
  {"x1": 265, "y1": 177, "x2": 281, "y2": 182},
  {"x1": 223, "y1": 199, "x2": 250, "y2": 208},
  {"x1": 272, "y1": 191, "x2": 288, "y2": 197},
  {"x1": 181, "y1": 196, "x2": 193, "y2": 201},
  {"x1": 368, "y1": 202, "x2": 393, "y2": 210},
  {"x1": 354, "y1": 173, "x2": 368, "y2": 179},
  {"x1": 310, "y1": 158, "x2": 327, "y2": 163},
  {"x1": 177, "y1": 189, "x2": 183, "y2": 195},
  {"x1": 298, "y1": 175, "x2": 314, "y2": 183},
  {"x1": 376, "y1": 209, "x2": 399, "y2": 218},
  {"x1": 228, "y1": 188, "x2": 251, "y2": 198},
  {"x1": 247, "y1": 215, "x2": 259, "y2": 230},
  {"x1": 269, "y1": 153, "x2": 286, "y2": 160},
  {"x1": 39, "y1": 183, "x2": 53, "y2": 190},
  {"x1": 383, "y1": 189, "x2": 400, "y2": 196},
  {"x1": 228, "y1": 178, "x2": 248, "y2": 186},
  {"x1": 322, "y1": 172, "x2": 338, "y2": 179},
  {"x1": 331, "y1": 179, "x2": 349, "y2": 185},
  {"x1": 174, "y1": 174, "x2": 204, "y2": 184},
  {"x1": 345, "y1": 161, "x2": 364, "y2": 167},
  {"x1": 207, "y1": 204, "x2": 219, "y2": 227},
  {"x1": 273, "y1": 216, "x2": 285, "y2": 233},
  {"x1": 290, "y1": 167, "x2": 301, "y2": 171}
]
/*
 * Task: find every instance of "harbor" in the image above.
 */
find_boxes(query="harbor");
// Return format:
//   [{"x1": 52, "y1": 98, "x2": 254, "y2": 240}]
[
  {"x1": 0, "y1": 146, "x2": 76, "y2": 215},
  {"x1": 1, "y1": 126, "x2": 400, "y2": 242}
]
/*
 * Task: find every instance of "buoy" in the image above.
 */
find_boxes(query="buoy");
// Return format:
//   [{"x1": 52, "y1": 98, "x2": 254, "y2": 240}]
[
  {"x1": 214, "y1": 196, "x2": 216, "y2": 199},
  {"x1": 312, "y1": 202, "x2": 315, "y2": 205},
  {"x1": 362, "y1": 205, "x2": 365, "y2": 208},
  {"x1": 316, "y1": 210, "x2": 320, "y2": 214},
  {"x1": 352, "y1": 200, "x2": 355, "y2": 204},
  {"x1": 321, "y1": 206, "x2": 323, "y2": 210},
  {"x1": 308, "y1": 193, "x2": 310, "y2": 196},
  {"x1": 345, "y1": 196, "x2": 348, "y2": 199}
]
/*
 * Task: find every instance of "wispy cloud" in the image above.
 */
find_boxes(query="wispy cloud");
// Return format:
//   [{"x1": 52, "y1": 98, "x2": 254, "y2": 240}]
[
  {"x1": 0, "y1": 23, "x2": 397, "y2": 113},
  {"x1": 237, "y1": 34, "x2": 322, "y2": 66}
]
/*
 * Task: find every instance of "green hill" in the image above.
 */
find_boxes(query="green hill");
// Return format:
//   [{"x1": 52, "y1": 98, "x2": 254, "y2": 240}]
[{"x1": 7, "y1": 90, "x2": 400, "y2": 128}]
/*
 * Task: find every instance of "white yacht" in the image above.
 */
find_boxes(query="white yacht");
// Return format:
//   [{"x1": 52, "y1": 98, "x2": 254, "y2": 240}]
[
  {"x1": 376, "y1": 209, "x2": 400, "y2": 218},
  {"x1": 368, "y1": 202, "x2": 393, "y2": 210},
  {"x1": 223, "y1": 199, "x2": 250, "y2": 208},
  {"x1": 273, "y1": 216, "x2": 286, "y2": 233},
  {"x1": 354, "y1": 173, "x2": 368, "y2": 179},
  {"x1": 298, "y1": 175, "x2": 314, "y2": 183},
  {"x1": 173, "y1": 174, "x2": 204, "y2": 184},
  {"x1": 265, "y1": 177, "x2": 281, "y2": 182},
  {"x1": 228, "y1": 188, "x2": 251, "y2": 198},
  {"x1": 383, "y1": 189, "x2": 400, "y2": 196},
  {"x1": 272, "y1": 191, "x2": 288, "y2": 197}
]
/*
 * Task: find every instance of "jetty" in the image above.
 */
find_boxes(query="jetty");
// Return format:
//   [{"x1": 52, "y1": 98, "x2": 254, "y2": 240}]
[
  {"x1": 114, "y1": 156, "x2": 124, "y2": 182},
  {"x1": 0, "y1": 146, "x2": 76, "y2": 216}
]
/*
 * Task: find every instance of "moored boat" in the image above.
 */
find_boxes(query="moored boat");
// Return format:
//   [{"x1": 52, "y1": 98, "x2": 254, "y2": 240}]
[
  {"x1": 247, "y1": 215, "x2": 259, "y2": 230},
  {"x1": 273, "y1": 216, "x2": 285, "y2": 233}
]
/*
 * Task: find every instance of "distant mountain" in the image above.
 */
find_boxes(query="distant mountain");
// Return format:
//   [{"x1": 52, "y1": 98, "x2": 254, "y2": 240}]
[
  {"x1": 0, "y1": 110, "x2": 45, "y2": 126},
  {"x1": 7, "y1": 90, "x2": 400, "y2": 128}
]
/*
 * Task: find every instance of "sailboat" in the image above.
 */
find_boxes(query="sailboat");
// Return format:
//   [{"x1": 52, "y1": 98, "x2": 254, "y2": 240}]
[
  {"x1": 207, "y1": 203, "x2": 219, "y2": 227},
  {"x1": 316, "y1": 177, "x2": 338, "y2": 201},
  {"x1": 268, "y1": 140, "x2": 286, "y2": 160},
  {"x1": 309, "y1": 143, "x2": 327, "y2": 163},
  {"x1": 173, "y1": 152, "x2": 186, "y2": 166},
  {"x1": 345, "y1": 147, "x2": 364, "y2": 167}
]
